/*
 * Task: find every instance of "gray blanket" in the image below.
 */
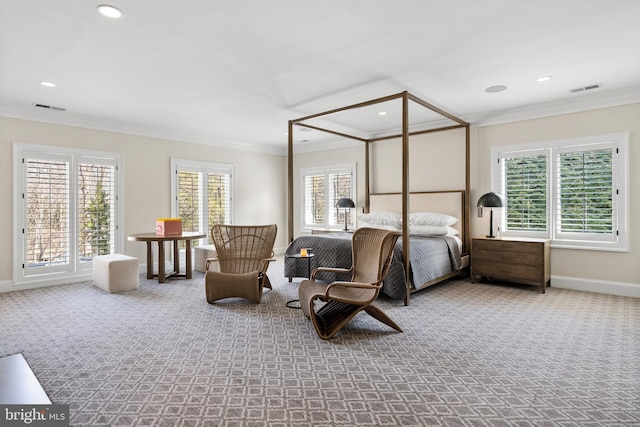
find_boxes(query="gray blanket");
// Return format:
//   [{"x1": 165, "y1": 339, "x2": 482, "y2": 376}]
[{"x1": 284, "y1": 232, "x2": 462, "y2": 300}]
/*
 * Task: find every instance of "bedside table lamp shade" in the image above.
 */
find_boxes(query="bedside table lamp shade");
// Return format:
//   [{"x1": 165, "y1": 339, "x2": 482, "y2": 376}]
[
  {"x1": 336, "y1": 197, "x2": 355, "y2": 231},
  {"x1": 477, "y1": 192, "x2": 504, "y2": 238}
]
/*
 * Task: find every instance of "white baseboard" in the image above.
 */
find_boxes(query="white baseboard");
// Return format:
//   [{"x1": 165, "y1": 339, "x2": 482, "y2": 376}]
[
  {"x1": 551, "y1": 275, "x2": 640, "y2": 298},
  {"x1": 0, "y1": 274, "x2": 92, "y2": 293},
  {"x1": 3, "y1": 272, "x2": 637, "y2": 298}
]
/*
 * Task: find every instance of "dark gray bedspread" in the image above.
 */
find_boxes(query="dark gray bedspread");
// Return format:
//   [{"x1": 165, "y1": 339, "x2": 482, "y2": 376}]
[{"x1": 284, "y1": 232, "x2": 461, "y2": 300}]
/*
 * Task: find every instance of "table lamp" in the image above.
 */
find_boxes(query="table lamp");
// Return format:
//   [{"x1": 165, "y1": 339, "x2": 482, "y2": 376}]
[
  {"x1": 336, "y1": 197, "x2": 355, "y2": 231},
  {"x1": 477, "y1": 192, "x2": 504, "y2": 238}
]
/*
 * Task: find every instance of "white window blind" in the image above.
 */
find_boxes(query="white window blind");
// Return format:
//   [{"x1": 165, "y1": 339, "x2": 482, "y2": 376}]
[
  {"x1": 177, "y1": 170, "x2": 203, "y2": 233},
  {"x1": 208, "y1": 172, "x2": 231, "y2": 226},
  {"x1": 172, "y1": 159, "x2": 234, "y2": 246},
  {"x1": 77, "y1": 160, "x2": 116, "y2": 261},
  {"x1": 15, "y1": 144, "x2": 123, "y2": 283},
  {"x1": 556, "y1": 144, "x2": 616, "y2": 241},
  {"x1": 26, "y1": 157, "x2": 71, "y2": 272},
  {"x1": 304, "y1": 174, "x2": 326, "y2": 226},
  {"x1": 493, "y1": 133, "x2": 627, "y2": 251},
  {"x1": 501, "y1": 151, "x2": 548, "y2": 233},
  {"x1": 302, "y1": 164, "x2": 355, "y2": 231},
  {"x1": 328, "y1": 171, "x2": 352, "y2": 227}
]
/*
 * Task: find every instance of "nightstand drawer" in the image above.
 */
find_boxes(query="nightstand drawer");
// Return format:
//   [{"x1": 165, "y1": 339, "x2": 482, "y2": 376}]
[
  {"x1": 473, "y1": 239, "x2": 543, "y2": 254},
  {"x1": 471, "y1": 237, "x2": 550, "y2": 293},
  {"x1": 473, "y1": 249, "x2": 543, "y2": 266},
  {"x1": 473, "y1": 263, "x2": 544, "y2": 282}
]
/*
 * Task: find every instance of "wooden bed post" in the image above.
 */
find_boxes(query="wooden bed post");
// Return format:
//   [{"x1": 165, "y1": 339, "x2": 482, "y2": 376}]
[
  {"x1": 288, "y1": 120, "x2": 294, "y2": 243},
  {"x1": 365, "y1": 140, "x2": 370, "y2": 213},
  {"x1": 402, "y1": 91, "x2": 411, "y2": 306},
  {"x1": 465, "y1": 124, "x2": 471, "y2": 253}
]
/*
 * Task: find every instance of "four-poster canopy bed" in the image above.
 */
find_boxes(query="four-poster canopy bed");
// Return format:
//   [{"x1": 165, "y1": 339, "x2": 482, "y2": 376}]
[{"x1": 287, "y1": 91, "x2": 470, "y2": 305}]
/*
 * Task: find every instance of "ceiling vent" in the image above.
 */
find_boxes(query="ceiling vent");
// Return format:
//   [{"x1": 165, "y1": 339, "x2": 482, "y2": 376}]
[
  {"x1": 568, "y1": 84, "x2": 601, "y2": 94},
  {"x1": 33, "y1": 103, "x2": 66, "y2": 111}
]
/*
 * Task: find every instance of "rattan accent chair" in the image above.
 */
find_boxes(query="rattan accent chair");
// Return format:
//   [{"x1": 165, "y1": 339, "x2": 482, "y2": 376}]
[
  {"x1": 298, "y1": 227, "x2": 403, "y2": 339},
  {"x1": 205, "y1": 224, "x2": 277, "y2": 304}
]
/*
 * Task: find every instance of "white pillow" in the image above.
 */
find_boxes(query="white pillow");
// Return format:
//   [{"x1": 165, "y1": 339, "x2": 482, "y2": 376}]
[
  {"x1": 358, "y1": 221, "x2": 401, "y2": 231},
  {"x1": 408, "y1": 225, "x2": 449, "y2": 236},
  {"x1": 358, "y1": 211, "x2": 402, "y2": 226},
  {"x1": 446, "y1": 226, "x2": 459, "y2": 236},
  {"x1": 409, "y1": 212, "x2": 457, "y2": 226}
]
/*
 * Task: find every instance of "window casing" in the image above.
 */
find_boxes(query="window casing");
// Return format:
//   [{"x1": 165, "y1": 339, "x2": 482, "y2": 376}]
[
  {"x1": 492, "y1": 133, "x2": 628, "y2": 251},
  {"x1": 14, "y1": 143, "x2": 123, "y2": 284},
  {"x1": 171, "y1": 159, "x2": 234, "y2": 246},
  {"x1": 301, "y1": 163, "x2": 356, "y2": 231}
]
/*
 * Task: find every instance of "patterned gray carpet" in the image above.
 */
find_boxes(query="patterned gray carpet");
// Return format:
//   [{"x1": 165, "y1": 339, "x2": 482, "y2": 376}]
[{"x1": 1, "y1": 257, "x2": 638, "y2": 426}]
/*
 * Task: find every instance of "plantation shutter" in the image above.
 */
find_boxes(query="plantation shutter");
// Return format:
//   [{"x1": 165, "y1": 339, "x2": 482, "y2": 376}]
[
  {"x1": 493, "y1": 133, "x2": 626, "y2": 250},
  {"x1": 25, "y1": 156, "x2": 71, "y2": 273},
  {"x1": 499, "y1": 150, "x2": 548, "y2": 234},
  {"x1": 556, "y1": 143, "x2": 616, "y2": 241},
  {"x1": 173, "y1": 161, "x2": 234, "y2": 248},
  {"x1": 302, "y1": 165, "x2": 354, "y2": 230},
  {"x1": 328, "y1": 171, "x2": 352, "y2": 227},
  {"x1": 208, "y1": 172, "x2": 231, "y2": 228},
  {"x1": 177, "y1": 169, "x2": 203, "y2": 233},
  {"x1": 77, "y1": 159, "x2": 116, "y2": 261},
  {"x1": 303, "y1": 174, "x2": 325, "y2": 226}
]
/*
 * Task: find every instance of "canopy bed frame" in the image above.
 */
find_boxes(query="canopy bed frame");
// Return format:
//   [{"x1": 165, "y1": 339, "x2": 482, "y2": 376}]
[{"x1": 287, "y1": 91, "x2": 470, "y2": 305}]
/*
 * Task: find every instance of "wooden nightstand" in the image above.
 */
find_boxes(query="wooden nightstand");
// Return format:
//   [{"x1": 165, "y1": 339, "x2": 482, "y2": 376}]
[{"x1": 471, "y1": 237, "x2": 550, "y2": 293}]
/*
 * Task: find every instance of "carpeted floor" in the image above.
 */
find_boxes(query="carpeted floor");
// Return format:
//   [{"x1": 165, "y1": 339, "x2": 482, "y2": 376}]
[{"x1": 1, "y1": 257, "x2": 638, "y2": 426}]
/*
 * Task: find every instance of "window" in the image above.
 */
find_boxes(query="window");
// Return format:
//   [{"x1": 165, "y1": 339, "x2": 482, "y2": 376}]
[
  {"x1": 492, "y1": 133, "x2": 628, "y2": 251},
  {"x1": 14, "y1": 144, "x2": 123, "y2": 283},
  {"x1": 171, "y1": 159, "x2": 234, "y2": 245},
  {"x1": 301, "y1": 163, "x2": 355, "y2": 231}
]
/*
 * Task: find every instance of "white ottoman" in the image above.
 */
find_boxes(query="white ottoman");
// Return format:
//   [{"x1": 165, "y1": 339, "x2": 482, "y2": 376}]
[
  {"x1": 93, "y1": 254, "x2": 139, "y2": 293},
  {"x1": 194, "y1": 245, "x2": 218, "y2": 272}
]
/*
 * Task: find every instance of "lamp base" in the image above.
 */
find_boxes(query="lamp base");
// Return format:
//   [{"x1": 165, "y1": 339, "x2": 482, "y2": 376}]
[{"x1": 486, "y1": 235, "x2": 497, "y2": 238}]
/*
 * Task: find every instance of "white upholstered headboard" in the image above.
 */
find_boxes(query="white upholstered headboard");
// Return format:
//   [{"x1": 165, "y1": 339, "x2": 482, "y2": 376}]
[{"x1": 368, "y1": 191, "x2": 465, "y2": 235}]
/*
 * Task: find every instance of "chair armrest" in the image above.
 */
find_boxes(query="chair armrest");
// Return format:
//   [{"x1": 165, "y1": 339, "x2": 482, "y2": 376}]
[
  {"x1": 311, "y1": 266, "x2": 352, "y2": 280},
  {"x1": 324, "y1": 281, "x2": 380, "y2": 302},
  {"x1": 260, "y1": 258, "x2": 276, "y2": 272},
  {"x1": 325, "y1": 281, "x2": 375, "y2": 293},
  {"x1": 205, "y1": 257, "x2": 220, "y2": 271}
]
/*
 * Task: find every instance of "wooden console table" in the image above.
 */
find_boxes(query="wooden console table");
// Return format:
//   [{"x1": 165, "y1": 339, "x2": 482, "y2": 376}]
[{"x1": 128, "y1": 232, "x2": 205, "y2": 283}]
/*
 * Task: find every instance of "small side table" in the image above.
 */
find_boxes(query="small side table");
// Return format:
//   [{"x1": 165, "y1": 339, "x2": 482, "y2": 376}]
[
  {"x1": 285, "y1": 253, "x2": 315, "y2": 281},
  {"x1": 285, "y1": 253, "x2": 315, "y2": 309}
]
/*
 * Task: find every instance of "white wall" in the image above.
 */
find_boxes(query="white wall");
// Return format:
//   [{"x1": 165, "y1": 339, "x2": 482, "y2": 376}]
[
  {"x1": 472, "y1": 103, "x2": 640, "y2": 296},
  {"x1": 0, "y1": 116, "x2": 287, "y2": 288}
]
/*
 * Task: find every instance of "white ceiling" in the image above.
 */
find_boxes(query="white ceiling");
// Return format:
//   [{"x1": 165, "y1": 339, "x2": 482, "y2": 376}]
[{"x1": 2, "y1": 0, "x2": 640, "y2": 155}]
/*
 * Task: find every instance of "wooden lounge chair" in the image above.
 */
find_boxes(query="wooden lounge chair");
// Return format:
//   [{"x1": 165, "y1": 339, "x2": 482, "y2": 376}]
[
  {"x1": 205, "y1": 224, "x2": 277, "y2": 303},
  {"x1": 298, "y1": 227, "x2": 403, "y2": 339}
]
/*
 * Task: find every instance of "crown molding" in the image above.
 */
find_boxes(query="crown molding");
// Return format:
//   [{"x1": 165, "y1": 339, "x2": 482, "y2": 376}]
[
  {"x1": 0, "y1": 105, "x2": 286, "y2": 157},
  {"x1": 471, "y1": 86, "x2": 640, "y2": 128}
]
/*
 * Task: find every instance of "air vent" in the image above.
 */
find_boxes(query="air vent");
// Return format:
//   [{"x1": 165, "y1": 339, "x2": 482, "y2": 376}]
[
  {"x1": 569, "y1": 84, "x2": 601, "y2": 94},
  {"x1": 33, "y1": 103, "x2": 66, "y2": 111}
]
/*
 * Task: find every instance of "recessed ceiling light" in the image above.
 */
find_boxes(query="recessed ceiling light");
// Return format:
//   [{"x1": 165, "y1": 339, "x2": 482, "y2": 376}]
[
  {"x1": 378, "y1": 111, "x2": 387, "y2": 116},
  {"x1": 300, "y1": 127, "x2": 312, "y2": 132},
  {"x1": 39, "y1": 81, "x2": 56, "y2": 88},
  {"x1": 485, "y1": 85, "x2": 507, "y2": 93},
  {"x1": 536, "y1": 76, "x2": 552, "y2": 82},
  {"x1": 97, "y1": 4, "x2": 124, "y2": 18}
]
